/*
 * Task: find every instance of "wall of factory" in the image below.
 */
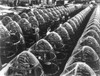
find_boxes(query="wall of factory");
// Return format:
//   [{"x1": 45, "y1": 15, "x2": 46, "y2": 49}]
[
  {"x1": 0, "y1": 0, "x2": 57, "y2": 5},
  {"x1": 41, "y1": 0, "x2": 56, "y2": 5},
  {"x1": 95, "y1": 0, "x2": 100, "y2": 3}
]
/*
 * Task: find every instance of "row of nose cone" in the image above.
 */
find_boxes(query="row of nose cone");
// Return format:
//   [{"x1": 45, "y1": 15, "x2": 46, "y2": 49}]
[
  {"x1": 0, "y1": 3, "x2": 93, "y2": 76},
  {"x1": 60, "y1": 4, "x2": 100, "y2": 76}
]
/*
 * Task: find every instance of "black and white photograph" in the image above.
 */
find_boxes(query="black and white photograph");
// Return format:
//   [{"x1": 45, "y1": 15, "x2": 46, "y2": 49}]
[{"x1": 0, "y1": 0, "x2": 99, "y2": 76}]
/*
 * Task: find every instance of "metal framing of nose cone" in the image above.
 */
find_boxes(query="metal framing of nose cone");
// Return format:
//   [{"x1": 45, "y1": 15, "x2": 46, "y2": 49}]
[
  {"x1": 27, "y1": 11, "x2": 35, "y2": 17},
  {"x1": 42, "y1": 62, "x2": 59, "y2": 76},
  {"x1": 55, "y1": 51, "x2": 66, "y2": 62}
]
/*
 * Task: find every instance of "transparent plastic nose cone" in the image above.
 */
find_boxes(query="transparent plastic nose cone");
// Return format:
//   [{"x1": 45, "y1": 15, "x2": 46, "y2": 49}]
[
  {"x1": 28, "y1": 16, "x2": 39, "y2": 29},
  {"x1": 80, "y1": 36, "x2": 100, "y2": 57},
  {"x1": 0, "y1": 25, "x2": 11, "y2": 57},
  {"x1": 18, "y1": 18, "x2": 32, "y2": 32},
  {"x1": 55, "y1": 25, "x2": 70, "y2": 43},
  {"x1": 0, "y1": 51, "x2": 44, "y2": 76},
  {"x1": 62, "y1": 22, "x2": 74, "y2": 36},
  {"x1": 85, "y1": 25, "x2": 100, "y2": 36},
  {"x1": 6, "y1": 21, "x2": 23, "y2": 34},
  {"x1": 38, "y1": 9, "x2": 50, "y2": 23},
  {"x1": 82, "y1": 29, "x2": 100, "y2": 45},
  {"x1": 0, "y1": 23, "x2": 25, "y2": 58},
  {"x1": 71, "y1": 17, "x2": 80, "y2": 27},
  {"x1": 33, "y1": 10, "x2": 45, "y2": 25},
  {"x1": 60, "y1": 62, "x2": 96, "y2": 76},
  {"x1": 67, "y1": 45, "x2": 100, "y2": 73},
  {"x1": 30, "y1": 39, "x2": 53, "y2": 51},
  {"x1": 67, "y1": 19, "x2": 77, "y2": 31},
  {"x1": 12, "y1": 14, "x2": 21, "y2": 22},
  {"x1": 29, "y1": 39, "x2": 56, "y2": 62},
  {"x1": 2, "y1": 16, "x2": 13, "y2": 26},
  {"x1": 0, "y1": 24, "x2": 10, "y2": 39},
  {"x1": 45, "y1": 31, "x2": 64, "y2": 49},
  {"x1": 20, "y1": 13, "x2": 29, "y2": 20}
]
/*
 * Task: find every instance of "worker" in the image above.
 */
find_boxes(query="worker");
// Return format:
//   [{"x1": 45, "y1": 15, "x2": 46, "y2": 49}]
[
  {"x1": 35, "y1": 27, "x2": 40, "y2": 42},
  {"x1": 14, "y1": 0, "x2": 18, "y2": 9}
]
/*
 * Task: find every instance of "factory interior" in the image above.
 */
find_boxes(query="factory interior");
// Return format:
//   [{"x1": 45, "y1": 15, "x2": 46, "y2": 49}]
[{"x1": 0, "y1": 0, "x2": 100, "y2": 76}]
